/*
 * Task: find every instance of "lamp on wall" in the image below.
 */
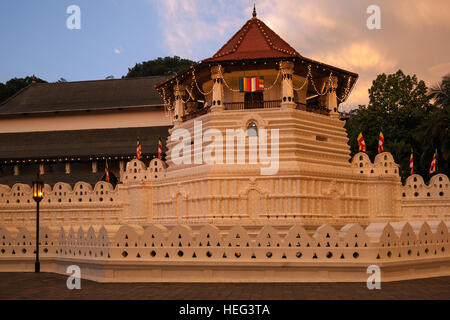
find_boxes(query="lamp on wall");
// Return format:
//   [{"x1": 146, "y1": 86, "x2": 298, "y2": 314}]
[{"x1": 32, "y1": 174, "x2": 44, "y2": 273}]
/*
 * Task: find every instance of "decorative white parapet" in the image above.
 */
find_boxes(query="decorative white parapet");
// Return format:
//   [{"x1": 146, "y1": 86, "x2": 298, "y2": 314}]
[
  {"x1": 0, "y1": 221, "x2": 448, "y2": 282},
  {"x1": 351, "y1": 152, "x2": 400, "y2": 176},
  {"x1": 401, "y1": 173, "x2": 449, "y2": 221},
  {"x1": 0, "y1": 181, "x2": 122, "y2": 226}
]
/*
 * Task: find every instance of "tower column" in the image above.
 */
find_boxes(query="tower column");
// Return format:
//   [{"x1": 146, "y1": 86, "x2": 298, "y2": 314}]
[
  {"x1": 173, "y1": 84, "x2": 186, "y2": 124},
  {"x1": 319, "y1": 76, "x2": 339, "y2": 118},
  {"x1": 280, "y1": 61, "x2": 296, "y2": 109},
  {"x1": 65, "y1": 162, "x2": 71, "y2": 174},
  {"x1": 92, "y1": 161, "x2": 97, "y2": 173},
  {"x1": 210, "y1": 66, "x2": 224, "y2": 112}
]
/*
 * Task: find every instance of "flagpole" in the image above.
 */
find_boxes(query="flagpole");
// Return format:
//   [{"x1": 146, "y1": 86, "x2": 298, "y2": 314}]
[{"x1": 435, "y1": 148, "x2": 438, "y2": 174}]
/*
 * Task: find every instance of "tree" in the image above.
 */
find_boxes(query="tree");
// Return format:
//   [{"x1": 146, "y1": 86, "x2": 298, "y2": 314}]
[
  {"x1": 125, "y1": 56, "x2": 195, "y2": 78},
  {"x1": 345, "y1": 70, "x2": 433, "y2": 181},
  {"x1": 0, "y1": 76, "x2": 47, "y2": 103},
  {"x1": 414, "y1": 74, "x2": 450, "y2": 176},
  {"x1": 429, "y1": 74, "x2": 450, "y2": 107}
]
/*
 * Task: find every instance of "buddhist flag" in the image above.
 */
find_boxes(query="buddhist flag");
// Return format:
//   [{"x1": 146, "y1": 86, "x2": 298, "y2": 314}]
[
  {"x1": 409, "y1": 149, "x2": 414, "y2": 175},
  {"x1": 378, "y1": 131, "x2": 384, "y2": 153},
  {"x1": 429, "y1": 149, "x2": 437, "y2": 174},
  {"x1": 158, "y1": 137, "x2": 163, "y2": 159},
  {"x1": 105, "y1": 160, "x2": 110, "y2": 183},
  {"x1": 136, "y1": 139, "x2": 142, "y2": 160},
  {"x1": 239, "y1": 76, "x2": 264, "y2": 92},
  {"x1": 357, "y1": 132, "x2": 366, "y2": 152}
]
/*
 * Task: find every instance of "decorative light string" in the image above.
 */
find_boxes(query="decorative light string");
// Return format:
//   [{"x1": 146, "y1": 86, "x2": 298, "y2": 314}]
[
  {"x1": 160, "y1": 87, "x2": 174, "y2": 114},
  {"x1": 336, "y1": 76, "x2": 353, "y2": 102},
  {"x1": 192, "y1": 68, "x2": 214, "y2": 96},
  {"x1": 157, "y1": 61, "x2": 354, "y2": 115},
  {"x1": 175, "y1": 78, "x2": 195, "y2": 104},
  {"x1": 218, "y1": 65, "x2": 240, "y2": 93},
  {"x1": 307, "y1": 67, "x2": 334, "y2": 97},
  {"x1": 218, "y1": 64, "x2": 282, "y2": 92},
  {"x1": 264, "y1": 67, "x2": 282, "y2": 91}
]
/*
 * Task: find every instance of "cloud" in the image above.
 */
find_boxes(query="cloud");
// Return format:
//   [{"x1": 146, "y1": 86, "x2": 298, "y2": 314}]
[
  {"x1": 114, "y1": 48, "x2": 121, "y2": 54},
  {"x1": 151, "y1": 0, "x2": 247, "y2": 60},
  {"x1": 316, "y1": 42, "x2": 396, "y2": 71},
  {"x1": 428, "y1": 62, "x2": 450, "y2": 78},
  {"x1": 391, "y1": 1, "x2": 450, "y2": 30}
]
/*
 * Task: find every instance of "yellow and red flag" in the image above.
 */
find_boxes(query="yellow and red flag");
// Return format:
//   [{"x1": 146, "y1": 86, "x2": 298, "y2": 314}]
[
  {"x1": 239, "y1": 76, "x2": 264, "y2": 92},
  {"x1": 378, "y1": 131, "x2": 384, "y2": 153},
  {"x1": 429, "y1": 149, "x2": 437, "y2": 174},
  {"x1": 136, "y1": 139, "x2": 142, "y2": 160},
  {"x1": 105, "y1": 160, "x2": 110, "y2": 183},
  {"x1": 158, "y1": 137, "x2": 163, "y2": 159},
  {"x1": 409, "y1": 149, "x2": 414, "y2": 175},
  {"x1": 357, "y1": 132, "x2": 366, "y2": 152}
]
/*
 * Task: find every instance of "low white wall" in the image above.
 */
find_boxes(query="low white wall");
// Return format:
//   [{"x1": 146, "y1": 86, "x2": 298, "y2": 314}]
[{"x1": 1, "y1": 221, "x2": 448, "y2": 282}]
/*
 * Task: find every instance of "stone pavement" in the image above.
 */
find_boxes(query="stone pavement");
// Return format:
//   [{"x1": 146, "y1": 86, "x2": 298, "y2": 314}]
[{"x1": 0, "y1": 272, "x2": 448, "y2": 300}]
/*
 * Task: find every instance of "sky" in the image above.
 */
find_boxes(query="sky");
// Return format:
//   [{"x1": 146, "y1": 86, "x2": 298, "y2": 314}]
[{"x1": 1, "y1": 0, "x2": 449, "y2": 109}]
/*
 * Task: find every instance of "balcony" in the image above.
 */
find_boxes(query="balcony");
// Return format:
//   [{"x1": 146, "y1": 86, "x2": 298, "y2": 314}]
[
  {"x1": 181, "y1": 99, "x2": 329, "y2": 122},
  {"x1": 223, "y1": 100, "x2": 281, "y2": 110}
]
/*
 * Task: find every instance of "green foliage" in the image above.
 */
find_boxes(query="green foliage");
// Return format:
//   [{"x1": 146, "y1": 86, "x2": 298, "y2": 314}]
[
  {"x1": 429, "y1": 74, "x2": 450, "y2": 107},
  {"x1": 125, "y1": 56, "x2": 195, "y2": 78},
  {"x1": 414, "y1": 74, "x2": 450, "y2": 176},
  {"x1": 345, "y1": 70, "x2": 450, "y2": 181},
  {"x1": 0, "y1": 76, "x2": 47, "y2": 103}
]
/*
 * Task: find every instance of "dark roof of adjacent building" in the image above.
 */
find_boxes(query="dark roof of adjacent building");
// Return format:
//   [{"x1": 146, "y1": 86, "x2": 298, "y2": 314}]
[
  {"x1": 0, "y1": 76, "x2": 168, "y2": 116},
  {"x1": 0, "y1": 126, "x2": 171, "y2": 161}
]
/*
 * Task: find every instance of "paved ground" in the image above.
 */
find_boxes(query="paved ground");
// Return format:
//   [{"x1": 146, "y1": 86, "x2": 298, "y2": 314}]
[{"x1": 0, "y1": 272, "x2": 448, "y2": 300}]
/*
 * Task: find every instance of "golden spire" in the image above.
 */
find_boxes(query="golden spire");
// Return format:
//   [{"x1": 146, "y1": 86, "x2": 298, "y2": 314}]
[{"x1": 252, "y1": 3, "x2": 257, "y2": 18}]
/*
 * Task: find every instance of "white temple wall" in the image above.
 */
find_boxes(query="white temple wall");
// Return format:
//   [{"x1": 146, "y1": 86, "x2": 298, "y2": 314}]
[
  {"x1": 400, "y1": 174, "x2": 449, "y2": 221},
  {"x1": 0, "y1": 109, "x2": 170, "y2": 133},
  {"x1": 0, "y1": 158, "x2": 447, "y2": 228},
  {"x1": 1, "y1": 221, "x2": 448, "y2": 282}
]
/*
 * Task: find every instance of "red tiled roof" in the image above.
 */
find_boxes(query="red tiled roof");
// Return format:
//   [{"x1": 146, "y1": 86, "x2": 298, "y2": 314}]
[{"x1": 203, "y1": 17, "x2": 302, "y2": 62}]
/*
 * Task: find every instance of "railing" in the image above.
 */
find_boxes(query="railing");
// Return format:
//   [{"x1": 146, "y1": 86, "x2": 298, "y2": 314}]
[
  {"x1": 182, "y1": 99, "x2": 329, "y2": 120},
  {"x1": 224, "y1": 100, "x2": 281, "y2": 111}
]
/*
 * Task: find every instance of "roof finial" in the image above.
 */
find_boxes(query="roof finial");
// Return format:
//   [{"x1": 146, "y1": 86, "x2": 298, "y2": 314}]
[
  {"x1": 31, "y1": 75, "x2": 36, "y2": 84},
  {"x1": 252, "y1": 3, "x2": 257, "y2": 18}
]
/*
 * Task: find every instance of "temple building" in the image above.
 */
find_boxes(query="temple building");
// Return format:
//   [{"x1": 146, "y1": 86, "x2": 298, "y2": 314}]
[
  {"x1": 0, "y1": 76, "x2": 171, "y2": 186},
  {"x1": 0, "y1": 7, "x2": 448, "y2": 283}
]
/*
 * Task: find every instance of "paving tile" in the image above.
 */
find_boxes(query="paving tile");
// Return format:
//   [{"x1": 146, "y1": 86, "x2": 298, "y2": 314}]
[{"x1": 0, "y1": 272, "x2": 448, "y2": 300}]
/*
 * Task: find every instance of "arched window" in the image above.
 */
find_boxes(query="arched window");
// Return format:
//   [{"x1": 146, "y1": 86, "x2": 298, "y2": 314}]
[{"x1": 247, "y1": 122, "x2": 258, "y2": 137}]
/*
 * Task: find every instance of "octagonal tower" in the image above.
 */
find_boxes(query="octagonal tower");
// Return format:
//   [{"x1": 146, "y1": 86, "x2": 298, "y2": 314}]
[{"x1": 152, "y1": 9, "x2": 401, "y2": 228}]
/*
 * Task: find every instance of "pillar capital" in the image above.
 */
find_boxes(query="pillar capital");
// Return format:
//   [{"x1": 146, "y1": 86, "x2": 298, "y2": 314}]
[
  {"x1": 174, "y1": 83, "x2": 186, "y2": 95},
  {"x1": 280, "y1": 61, "x2": 294, "y2": 74},
  {"x1": 210, "y1": 65, "x2": 223, "y2": 79}
]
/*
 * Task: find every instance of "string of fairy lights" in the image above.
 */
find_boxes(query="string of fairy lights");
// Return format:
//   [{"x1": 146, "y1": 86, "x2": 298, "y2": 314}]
[{"x1": 158, "y1": 60, "x2": 354, "y2": 115}]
